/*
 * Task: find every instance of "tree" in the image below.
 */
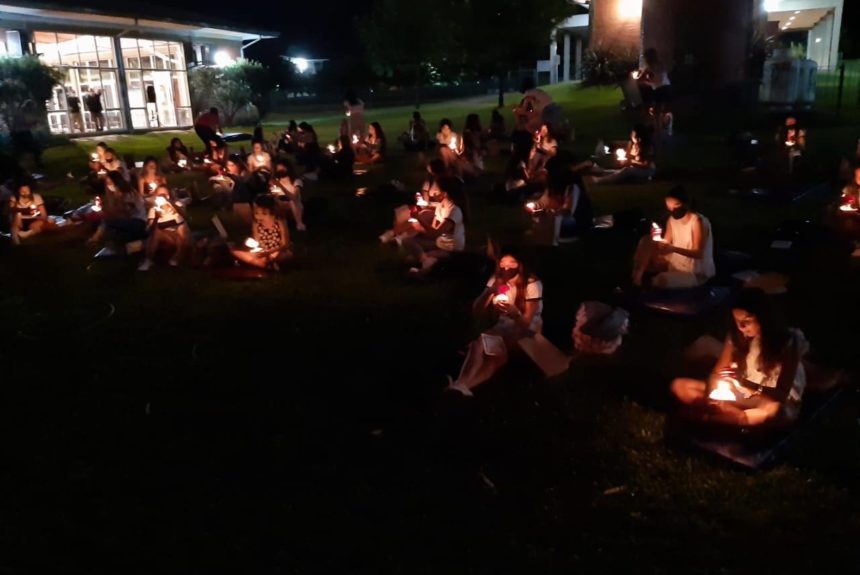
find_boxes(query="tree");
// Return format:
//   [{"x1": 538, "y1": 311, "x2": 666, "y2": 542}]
[
  {"x1": 361, "y1": 0, "x2": 457, "y2": 106},
  {"x1": 188, "y1": 59, "x2": 273, "y2": 125},
  {"x1": 458, "y1": 0, "x2": 573, "y2": 106},
  {"x1": 0, "y1": 56, "x2": 62, "y2": 134}
]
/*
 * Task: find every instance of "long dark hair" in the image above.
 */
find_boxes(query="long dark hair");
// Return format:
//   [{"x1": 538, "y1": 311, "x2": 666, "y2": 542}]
[
  {"x1": 370, "y1": 122, "x2": 386, "y2": 144},
  {"x1": 464, "y1": 113, "x2": 482, "y2": 133},
  {"x1": 493, "y1": 251, "x2": 536, "y2": 311},
  {"x1": 730, "y1": 288, "x2": 791, "y2": 376},
  {"x1": 273, "y1": 157, "x2": 297, "y2": 181},
  {"x1": 106, "y1": 171, "x2": 134, "y2": 195}
]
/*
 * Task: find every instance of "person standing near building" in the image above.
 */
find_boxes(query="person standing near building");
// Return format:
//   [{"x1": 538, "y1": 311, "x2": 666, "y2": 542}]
[
  {"x1": 194, "y1": 107, "x2": 222, "y2": 156},
  {"x1": 86, "y1": 88, "x2": 105, "y2": 131},
  {"x1": 66, "y1": 87, "x2": 83, "y2": 133}
]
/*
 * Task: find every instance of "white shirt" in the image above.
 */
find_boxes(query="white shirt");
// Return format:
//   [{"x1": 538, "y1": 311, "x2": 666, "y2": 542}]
[
  {"x1": 666, "y1": 213, "x2": 715, "y2": 280},
  {"x1": 486, "y1": 275, "x2": 544, "y2": 332},
  {"x1": 435, "y1": 201, "x2": 465, "y2": 252},
  {"x1": 742, "y1": 329, "x2": 807, "y2": 403},
  {"x1": 147, "y1": 201, "x2": 184, "y2": 226}
]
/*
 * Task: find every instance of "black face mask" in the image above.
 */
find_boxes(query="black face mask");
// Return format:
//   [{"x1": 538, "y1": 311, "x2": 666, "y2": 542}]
[
  {"x1": 498, "y1": 267, "x2": 520, "y2": 282},
  {"x1": 275, "y1": 170, "x2": 288, "y2": 178},
  {"x1": 670, "y1": 206, "x2": 688, "y2": 220}
]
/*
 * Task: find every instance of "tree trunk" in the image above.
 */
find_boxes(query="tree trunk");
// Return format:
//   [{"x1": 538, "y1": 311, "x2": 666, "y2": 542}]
[{"x1": 497, "y1": 73, "x2": 506, "y2": 107}]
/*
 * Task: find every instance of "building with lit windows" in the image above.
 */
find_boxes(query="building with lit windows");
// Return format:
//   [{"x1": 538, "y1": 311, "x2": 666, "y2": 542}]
[{"x1": 0, "y1": 0, "x2": 275, "y2": 134}]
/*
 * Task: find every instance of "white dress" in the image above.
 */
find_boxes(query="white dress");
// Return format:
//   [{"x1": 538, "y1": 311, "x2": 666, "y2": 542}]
[{"x1": 666, "y1": 213, "x2": 715, "y2": 280}]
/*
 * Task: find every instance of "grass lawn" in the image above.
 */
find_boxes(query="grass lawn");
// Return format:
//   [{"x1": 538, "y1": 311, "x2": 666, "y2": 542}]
[{"x1": 2, "y1": 84, "x2": 860, "y2": 573}]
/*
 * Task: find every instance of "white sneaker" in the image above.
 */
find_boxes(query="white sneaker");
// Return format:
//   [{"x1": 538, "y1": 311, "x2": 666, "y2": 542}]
[
  {"x1": 447, "y1": 376, "x2": 474, "y2": 398},
  {"x1": 168, "y1": 257, "x2": 179, "y2": 267},
  {"x1": 137, "y1": 259, "x2": 154, "y2": 271}
]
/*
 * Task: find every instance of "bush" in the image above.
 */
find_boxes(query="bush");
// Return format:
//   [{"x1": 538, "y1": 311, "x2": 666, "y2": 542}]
[
  {"x1": 188, "y1": 59, "x2": 273, "y2": 126},
  {"x1": 0, "y1": 56, "x2": 63, "y2": 134},
  {"x1": 581, "y1": 48, "x2": 639, "y2": 86}
]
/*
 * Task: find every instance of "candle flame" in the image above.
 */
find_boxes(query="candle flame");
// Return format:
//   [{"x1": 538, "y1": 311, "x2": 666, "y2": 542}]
[
  {"x1": 327, "y1": 144, "x2": 336, "y2": 154},
  {"x1": 448, "y1": 136, "x2": 458, "y2": 151},
  {"x1": 91, "y1": 153, "x2": 99, "y2": 161},
  {"x1": 177, "y1": 159, "x2": 187, "y2": 167},
  {"x1": 525, "y1": 201, "x2": 537, "y2": 212},
  {"x1": 408, "y1": 217, "x2": 418, "y2": 224},
  {"x1": 708, "y1": 379, "x2": 736, "y2": 402},
  {"x1": 616, "y1": 149, "x2": 627, "y2": 161},
  {"x1": 154, "y1": 196, "x2": 167, "y2": 208},
  {"x1": 245, "y1": 237, "x2": 261, "y2": 252},
  {"x1": 493, "y1": 293, "x2": 510, "y2": 305}
]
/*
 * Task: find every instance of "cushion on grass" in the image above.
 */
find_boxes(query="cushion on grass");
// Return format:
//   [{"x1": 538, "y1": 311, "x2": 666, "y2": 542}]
[{"x1": 638, "y1": 285, "x2": 734, "y2": 317}]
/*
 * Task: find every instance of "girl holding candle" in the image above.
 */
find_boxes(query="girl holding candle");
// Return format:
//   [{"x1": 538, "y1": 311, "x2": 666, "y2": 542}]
[
  {"x1": 137, "y1": 156, "x2": 168, "y2": 203},
  {"x1": 590, "y1": 125, "x2": 656, "y2": 185},
  {"x1": 269, "y1": 158, "x2": 306, "y2": 231},
  {"x1": 528, "y1": 123, "x2": 559, "y2": 176},
  {"x1": 357, "y1": 122, "x2": 387, "y2": 164},
  {"x1": 671, "y1": 288, "x2": 809, "y2": 428},
  {"x1": 462, "y1": 113, "x2": 485, "y2": 172},
  {"x1": 632, "y1": 187, "x2": 715, "y2": 289},
  {"x1": 87, "y1": 172, "x2": 147, "y2": 246},
  {"x1": 400, "y1": 176, "x2": 466, "y2": 275},
  {"x1": 137, "y1": 185, "x2": 190, "y2": 271},
  {"x1": 447, "y1": 251, "x2": 544, "y2": 396},
  {"x1": 165, "y1": 137, "x2": 189, "y2": 171},
  {"x1": 247, "y1": 140, "x2": 273, "y2": 173},
  {"x1": 436, "y1": 119, "x2": 464, "y2": 173},
  {"x1": 8, "y1": 182, "x2": 48, "y2": 245},
  {"x1": 230, "y1": 194, "x2": 292, "y2": 270}
]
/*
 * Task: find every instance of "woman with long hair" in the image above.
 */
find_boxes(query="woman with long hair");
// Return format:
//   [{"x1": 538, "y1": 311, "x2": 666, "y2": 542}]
[{"x1": 671, "y1": 288, "x2": 809, "y2": 428}]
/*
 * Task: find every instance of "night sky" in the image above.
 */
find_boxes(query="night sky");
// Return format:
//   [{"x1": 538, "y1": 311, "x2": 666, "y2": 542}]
[{"x1": 46, "y1": 0, "x2": 374, "y2": 59}]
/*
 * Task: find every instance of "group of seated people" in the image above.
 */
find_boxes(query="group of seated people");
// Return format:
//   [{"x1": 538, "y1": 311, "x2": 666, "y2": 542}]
[{"x1": 6, "y1": 91, "x2": 848, "y2": 443}]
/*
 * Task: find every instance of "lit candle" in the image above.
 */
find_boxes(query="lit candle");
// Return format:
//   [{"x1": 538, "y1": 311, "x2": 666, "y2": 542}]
[
  {"x1": 616, "y1": 149, "x2": 627, "y2": 162},
  {"x1": 177, "y1": 159, "x2": 187, "y2": 168},
  {"x1": 708, "y1": 379, "x2": 736, "y2": 402},
  {"x1": 154, "y1": 196, "x2": 168, "y2": 210},
  {"x1": 327, "y1": 144, "x2": 336, "y2": 154},
  {"x1": 408, "y1": 217, "x2": 418, "y2": 224},
  {"x1": 256, "y1": 154, "x2": 264, "y2": 163},
  {"x1": 204, "y1": 158, "x2": 212, "y2": 164},
  {"x1": 651, "y1": 222, "x2": 663, "y2": 242},
  {"x1": 345, "y1": 110, "x2": 352, "y2": 118},
  {"x1": 245, "y1": 237, "x2": 262, "y2": 252},
  {"x1": 632, "y1": 70, "x2": 641, "y2": 80},
  {"x1": 493, "y1": 284, "x2": 511, "y2": 305},
  {"x1": 603, "y1": 145, "x2": 610, "y2": 155},
  {"x1": 97, "y1": 169, "x2": 107, "y2": 175},
  {"x1": 148, "y1": 183, "x2": 157, "y2": 192},
  {"x1": 352, "y1": 134, "x2": 360, "y2": 145},
  {"x1": 448, "y1": 135, "x2": 458, "y2": 152},
  {"x1": 91, "y1": 153, "x2": 99, "y2": 162}
]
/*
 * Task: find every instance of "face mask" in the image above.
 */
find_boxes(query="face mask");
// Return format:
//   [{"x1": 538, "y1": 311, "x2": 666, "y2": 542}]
[
  {"x1": 498, "y1": 267, "x2": 519, "y2": 281},
  {"x1": 276, "y1": 170, "x2": 288, "y2": 178},
  {"x1": 670, "y1": 206, "x2": 688, "y2": 220}
]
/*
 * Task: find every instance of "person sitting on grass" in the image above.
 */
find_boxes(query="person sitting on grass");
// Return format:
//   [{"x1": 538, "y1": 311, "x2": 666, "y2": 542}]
[
  {"x1": 206, "y1": 139, "x2": 228, "y2": 173},
  {"x1": 632, "y1": 186, "x2": 715, "y2": 289},
  {"x1": 419, "y1": 159, "x2": 448, "y2": 206},
  {"x1": 400, "y1": 176, "x2": 466, "y2": 275},
  {"x1": 137, "y1": 156, "x2": 168, "y2": 203},
  {"x1": 138, "y1": 185, "x2": 190, "y2": 271},
  {"x1": 839, "y1": 165, "x2": 860, "y2": 210},
  {"x1": 247, "y1": 140, "x2": 273, "y2": 174},
  {"x1": 447, "y1": 251, "x2": 544, "y2": 396},
  {"x1": 528, "y1": 159, "x2": 593, "y2": 244},
  {"x1": 462, "y1": 113, "x2": 485, "y2": 172},
  {"x1": 488, "y1": 109, "x2": 507, "y2": 141},
  {"x1": 590, "y1": 125, "x2": 656, "y2": 185},
  {"x1": 87, "y1": 171, "x2": 146, "y2": 247},
  {"x1": 165, "y1": 137, "x2": 189, "y2": 171},
  {"x1": 269, "y1": 158, "x2": 306, "y2": 231},
  {"x1": 226, "y1": 155, "x2": 254, "y2": 222},
  {"x1": 671, "y1": 288, "x2": 809, "y2": 429},
  {"x1": 8, "y1": 181, "x2": 48, "y2": 245},
  {"x1": 229, "y1": 194, "x2": 292, "y2": 270},
  {"x1": 321, "y1": 135, "x2": 355, "y2": 179},
  {"x1": 357, "y1": 122, "x2": 387, "y2": 164},
  {"x1": 102, "y1": 147, "x2": 128, "y2": 180},
  {"x1": 436, "y1": 119, "x2": 465, "y2": 173},
  {"x1": 528, "y1": 123, "x2": 558, "y2": 176},
  {"x1": 295, "y1": 122, "x2": 322, "y2": 180},
  {"x1": 401, "y1": 111, "x2": 430, "y2": 151}
]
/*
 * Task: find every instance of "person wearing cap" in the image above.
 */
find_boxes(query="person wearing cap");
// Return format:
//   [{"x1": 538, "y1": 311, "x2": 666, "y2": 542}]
[{"x1": 447, "y1": 252, "x2": 543, "y2": 396}]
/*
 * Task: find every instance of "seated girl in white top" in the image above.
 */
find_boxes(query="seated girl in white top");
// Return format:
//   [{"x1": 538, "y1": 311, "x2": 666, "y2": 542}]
[
  {"x1": 632, "y1": 186, "x2": 715, "y2": 289},
  {"x1": 8, "y1": 182, "x2": 48, "y2": 244},
  {"x1": 672, "y1": 288, "x2": 809, "y2": 428},
  {"x1": 229, "y1": 194, "x2": 292, "y2": 270},
  {"x1": 246, "y1": 140, "x2": 272, "y2": 173},
  {"x1": 269, "y1": 158, "x2": 306, "y2": 231},
  {"x1": 448, "y1": 252, "x2": 544, "y2": 396},
  {"x1": 400, "y1": 176, "x2": 465, "y2": 275},
  {"x1": 138, "y1": 185, "x2": 190, "y2": 271}
]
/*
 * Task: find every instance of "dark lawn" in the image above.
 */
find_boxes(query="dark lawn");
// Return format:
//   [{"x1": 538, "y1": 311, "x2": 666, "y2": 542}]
[{"x1": 2, "y1": 85, "x2": 860, "y2": 573}]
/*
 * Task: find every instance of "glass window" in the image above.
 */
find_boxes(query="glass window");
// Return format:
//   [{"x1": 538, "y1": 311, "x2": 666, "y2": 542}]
[
  {"x1": 152, "y1": 41, "x2": 170, "y2": 70},
  {"x1": 76, "y1": 35, "x2": 98, "y2": 67},
  {"x1": 95, "y1": 36, "x2": 114, "y2": 67},
  {"x1": 55, "y1": 33, "x2": 78, "y2": 66},
  {"x1": 168, "y1": 42, "x2": 186, "y2": 70},
  {"x1": 131, "y1": 108, "x2": 148, "y2": 129},
  {"x1": 176, "y1": 107, "x2": 192, "y2": 126},
  {"x1": 126, "y1": 70, "x2": 144, "y2": 107},
  {"x1": 172, "y1": 71, "x2": 190, "y2": 107},
  {"x1": 121, "y1": 37, "x2": 140, "y2": 69},
  {"x1": 34, "y1": 32, "x2": 60, "y2": 67},
  {"x1": 137, "y1": 39, "x2": 154, "y2": 69}
]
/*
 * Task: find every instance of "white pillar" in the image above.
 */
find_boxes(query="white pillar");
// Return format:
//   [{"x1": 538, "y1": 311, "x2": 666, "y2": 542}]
[
  {"x1": 830, "y1": 3, "x2": 842, "y2": 69},
  {"x1": 575, "y1": 37, "x2": 583, "y2": 80},
  {"x1": 549, "y1": 39, "x2": 559, "y2": 84},
  {"x1": 563, "y1": 34, "x2": 571, "y2": 82}
]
